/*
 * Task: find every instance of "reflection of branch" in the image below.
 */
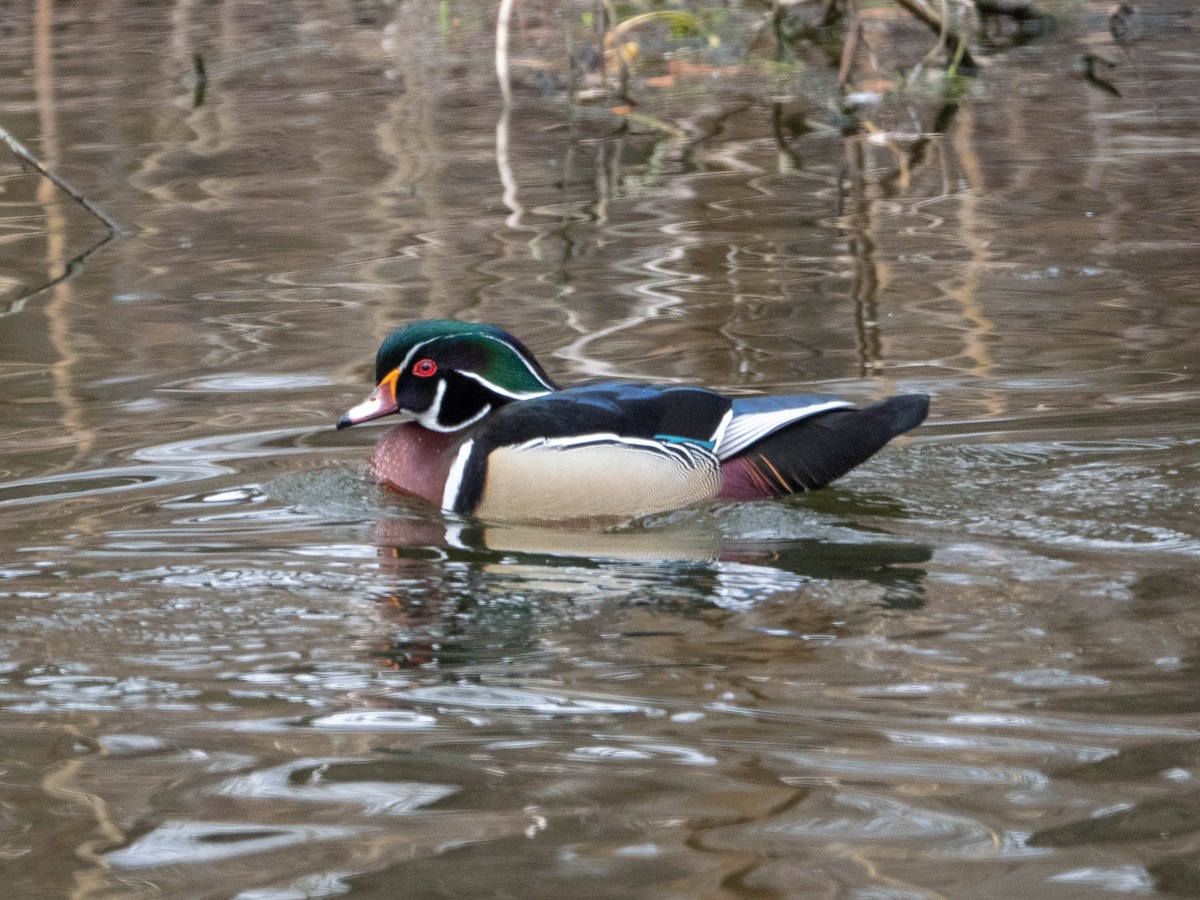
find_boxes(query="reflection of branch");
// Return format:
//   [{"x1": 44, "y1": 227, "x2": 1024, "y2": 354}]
[
  {"x1": 891, "y1": 0, "x2": 976, "y2": 71},
  {"x1": 0, "y1": 124, "x2": 122, "y2": 235},
  {"x1": 192, "y1": 53, "x2": 208, "y2": 108},
  {"x1": 838, "y1": 139, "x2": 883, "y2": 377},
  {"x1": 599, "y1": 0, "x2": 632, "y2": 103},
  {"x1": 845, "y1": 101, "x2": 957, "y2": 197},
  {"x1": 976, "y1": 0, "x2": 1044, "y2": 22},
  {"x1": 837, "y1": 0, "x2": 861, "y2": 88},
  {"x1": 495, "y1": 104, "x2": 523, "y2": 229},
  {"x1": 0, "y1": 231, "x2": 117, "y2": 319},
  {"x1": 771, "y1": 103, "x2": 803, "y2": 171},
  {"x1": 495, "y1": 0, "x2": 514, "y2": 106},
  {"x1": 1081, "y1": 53, "x2": 1121, "y2": 98}
]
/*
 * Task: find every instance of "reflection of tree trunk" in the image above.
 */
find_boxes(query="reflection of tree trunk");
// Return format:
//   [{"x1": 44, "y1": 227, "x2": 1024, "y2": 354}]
[
  {"x1": 839, "y1": 139, "x2": 883, "y2": 378},
  {"x1": 837, "y1": 0, "x2": 861, "y2": 89},
  {"x1": 371, "y1": 1, "x2": 451, "y2": 332},
  {"x1": 35, "y1": 0, "x2": 94, "y2": 467},
  {"x1": 949, "y1": 102, "x2": 1006, "y2": 417},
  {"x1": 892, "y1": 0, "x2": 976, "y2": 71},
  {"x1": 771, "y1": 103, "x2": 803, "y2": 173},
  {"x1": 41, "y1": 726, "x2": 127, "y2": 900},
  {"x1": 33, "y1": 5, "x2": 123, "y2": 884},
  {"x1": 496, "y1": 0, "x2": 514, "y2": 107}
]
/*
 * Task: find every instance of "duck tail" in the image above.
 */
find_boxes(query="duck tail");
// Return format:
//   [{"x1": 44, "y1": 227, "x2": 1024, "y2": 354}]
[{"x1": 718, "y1": 394, "x2": 929, "y2": 498}]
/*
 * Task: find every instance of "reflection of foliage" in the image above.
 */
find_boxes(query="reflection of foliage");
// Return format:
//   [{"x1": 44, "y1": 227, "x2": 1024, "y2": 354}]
[
  {"x1": 570, "y1": 0, "x2": 1050, "y2": 101},
  {"x1": 501, "y1": 0, "x2": 1055, "y2": 205}
]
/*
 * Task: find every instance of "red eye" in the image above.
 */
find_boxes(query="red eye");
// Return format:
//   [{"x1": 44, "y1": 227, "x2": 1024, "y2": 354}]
[{"x1": 412, "y1": 358, "x2": 437, "y2": 378}]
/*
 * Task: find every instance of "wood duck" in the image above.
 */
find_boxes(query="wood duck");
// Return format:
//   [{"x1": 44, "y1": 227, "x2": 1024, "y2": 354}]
[{"x1": 337, "y1": 320, "x2": 929, "y2": 522}]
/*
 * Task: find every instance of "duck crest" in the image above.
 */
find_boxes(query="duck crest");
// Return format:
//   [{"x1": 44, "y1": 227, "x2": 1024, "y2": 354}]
[
  {"x1": 376, "y1": 320, "x2": 556, "y2": 399},
  {"x1": 348, "y1": 320, "x2": 557, "y2": 435}
]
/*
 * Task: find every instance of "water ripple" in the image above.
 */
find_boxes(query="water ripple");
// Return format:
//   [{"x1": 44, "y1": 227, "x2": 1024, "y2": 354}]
[
  {"x1": 567, "y1": 742, "x2": 717, "y2": 766},
  {"x1": 705, "y1": 792, "x2": 1048, "y2": 860},
  {"x1": 215, "y1": 757, "x2": 458, "y2": 814},
  {"x1": 107, "y1": 820, "x2": 367, "y2": 869},
  {"x1": 304, "y1": 710, "x2": 439, "y2": 731},
  {"x1": 0, "y1": 466, "x2": 221, "y2": 508},
  {"x1": 393, "y1": 684, "x2": 659, "y2": 717},
  {"x1": 772, "y1": 750, "x2": 1048, "y2": 790}
]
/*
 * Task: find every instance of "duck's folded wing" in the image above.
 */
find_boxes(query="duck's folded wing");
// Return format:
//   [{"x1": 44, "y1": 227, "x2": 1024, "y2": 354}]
[
  {"x1": 717, "y1": 394, "x2": 929, "y2": 497},
  {"x1": 717, "y1": 396, "x2": 854, "y2": 460}
]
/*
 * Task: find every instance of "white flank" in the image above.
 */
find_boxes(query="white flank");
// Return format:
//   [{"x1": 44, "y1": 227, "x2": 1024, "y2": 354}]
[{"x1": 477, "y1": 437, "x2": 721, "y2": 521}]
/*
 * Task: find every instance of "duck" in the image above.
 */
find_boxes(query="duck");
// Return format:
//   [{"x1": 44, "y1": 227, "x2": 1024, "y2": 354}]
[{"x1": 337, "y1": 319, "x2": 929, "y2": 522}]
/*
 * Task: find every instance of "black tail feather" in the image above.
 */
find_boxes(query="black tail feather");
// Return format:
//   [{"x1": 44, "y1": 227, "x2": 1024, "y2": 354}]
[{"x1": 749, "y1": 394, "x2": 929, "y2": 492}]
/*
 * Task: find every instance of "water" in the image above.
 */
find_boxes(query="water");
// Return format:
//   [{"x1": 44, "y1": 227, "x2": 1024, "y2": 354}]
[{"x1": 2, "y1": 1, "x2": 1199, "y2": 896}]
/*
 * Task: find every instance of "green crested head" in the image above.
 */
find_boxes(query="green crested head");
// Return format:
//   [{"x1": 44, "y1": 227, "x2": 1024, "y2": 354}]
[
  {"x1": 373, "y1": 320, "x2": 549, "y2": 390},
  {"x1": 338, "y1": 319, "x2": 557, "y2": 433}
]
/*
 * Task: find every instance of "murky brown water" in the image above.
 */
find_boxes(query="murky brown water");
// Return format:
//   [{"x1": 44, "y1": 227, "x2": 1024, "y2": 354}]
[{"x1": 2, "y1": 1, "x2": 1199, "y2": 897}]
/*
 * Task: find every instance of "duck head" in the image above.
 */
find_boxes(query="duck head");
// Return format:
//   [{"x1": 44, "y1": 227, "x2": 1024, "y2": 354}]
[{"x1": 337, "y1": 320, "x2": 556, "y2": 433}]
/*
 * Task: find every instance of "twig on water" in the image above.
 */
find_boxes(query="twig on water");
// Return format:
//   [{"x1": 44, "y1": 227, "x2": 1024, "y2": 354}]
[{"x1": 0, "y1": 123, "x2": 122, "y2": 235}]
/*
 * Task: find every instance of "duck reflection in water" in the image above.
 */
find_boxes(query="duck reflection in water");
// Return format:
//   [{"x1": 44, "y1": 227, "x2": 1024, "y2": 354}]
[
  {"x1": 335, "y1": 320, "x2": 932, "y2": 668},
  {"x1": 360, "y1": 502, "x2": 931, "y2": 671}
]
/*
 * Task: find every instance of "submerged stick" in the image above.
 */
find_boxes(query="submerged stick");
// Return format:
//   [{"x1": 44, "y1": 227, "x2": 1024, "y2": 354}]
[{"x1": 0, "y1": 123, "x2": 122, "y2": 235}]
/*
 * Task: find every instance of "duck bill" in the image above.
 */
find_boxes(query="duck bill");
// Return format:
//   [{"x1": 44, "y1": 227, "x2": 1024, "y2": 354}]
[{"x1": 337, "y1": 371, "x2": 400, "y2": 430}]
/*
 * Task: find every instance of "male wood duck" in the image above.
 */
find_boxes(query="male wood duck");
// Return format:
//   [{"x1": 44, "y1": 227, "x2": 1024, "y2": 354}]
[{"x1": 337, "y1": 320, "x2": 929, "y2": 522}]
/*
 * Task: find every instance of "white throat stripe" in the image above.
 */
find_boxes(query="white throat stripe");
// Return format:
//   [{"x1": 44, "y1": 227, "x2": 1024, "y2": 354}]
[{"x1": 442, "y1": 440, "x2": 475, "y2": 511}]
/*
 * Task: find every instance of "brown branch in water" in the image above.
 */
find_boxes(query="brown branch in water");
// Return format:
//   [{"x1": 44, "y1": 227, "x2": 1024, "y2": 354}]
[
  {"x1": 837, "y1": 0, "x2": 862, "y2": 88},
  {"x1": 821, "y1": 0, "x2": 842, "y2": 28},
  {"x1": 1081, "y1": 52, "x2": 1121, "y2": 97},
  {"x1": 0, "y1": 123, "x2": 122, "y2": 235},
  {"x1": 891, "y1": 0, "x2": 977, "y2": 71}
]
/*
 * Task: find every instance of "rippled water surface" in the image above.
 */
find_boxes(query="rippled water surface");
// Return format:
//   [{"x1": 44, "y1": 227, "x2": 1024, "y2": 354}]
[{"x1": 2, "y1": 1, "x2": 1199, "y2": 897}]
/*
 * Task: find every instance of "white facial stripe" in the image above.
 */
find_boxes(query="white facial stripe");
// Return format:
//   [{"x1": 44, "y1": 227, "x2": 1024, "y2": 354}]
[
  {"x1": 416, "y1": 377, "x2": 493, "y2": 433},
  {"x1": 472, "y1": 334, "x2": 555, "y2": 391},
  {"x1": 457, "y1": 369, "x2": 551, "y2": 400},
  {"x1": 393, "y1": 336, "x2": 438, "y2": 383},
  {"x1": 442, "y1": 439, "x2": 475, "y2": 511},
  {"x1": 453, "y1": 402, "x2": 492, "y2": 430},
  {"x1": 417, "y1": 378, "x2": 450, "y2": 432}
]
